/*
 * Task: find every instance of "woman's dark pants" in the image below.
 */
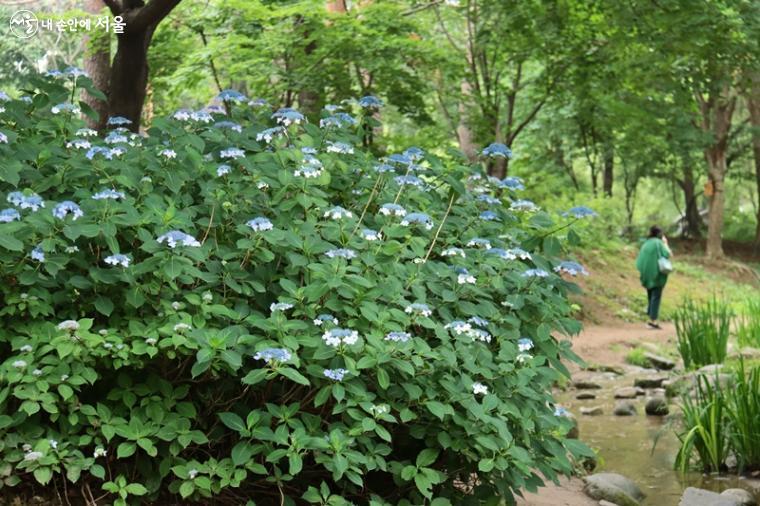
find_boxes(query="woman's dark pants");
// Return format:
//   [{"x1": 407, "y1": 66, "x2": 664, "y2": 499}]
[{"x1": 646, "y1": 286, "x2": 664, "y2": 321}]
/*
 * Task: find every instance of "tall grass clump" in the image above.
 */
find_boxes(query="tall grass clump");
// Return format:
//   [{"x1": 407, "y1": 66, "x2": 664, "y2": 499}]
[
  {"x1": 675, "y1": 362, "x2": 760, "y2": 473},
  {"x1": 735, "y1": 297, "x2": 760, "y2": 348},
  {"x1": 674, "y1": 297, "x2": 732, "y2": 369}
]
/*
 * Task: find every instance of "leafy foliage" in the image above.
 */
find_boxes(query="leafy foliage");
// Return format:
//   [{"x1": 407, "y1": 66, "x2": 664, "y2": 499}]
[
  {"x1": 0, "y1": 75, "x2": 593, "y2": 503},
  {"x1": 674, "y1": 297, "x2": 732, "y2": 370}
]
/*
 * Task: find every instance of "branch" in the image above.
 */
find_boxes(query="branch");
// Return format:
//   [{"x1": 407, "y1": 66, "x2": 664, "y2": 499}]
[
  {"x1": 102, "y1": 0, "x2": 122, "y2": 15},
  {"x1": 129, "y1": 0, "x2": 183, "y2": 31},
  {"x1": 402, "y1": 0, "x2": 443, "y2": 16}
]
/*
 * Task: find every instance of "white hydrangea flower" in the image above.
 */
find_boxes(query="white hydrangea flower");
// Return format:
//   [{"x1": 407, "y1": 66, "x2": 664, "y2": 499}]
[
  {"x1": 57, "y1": 320, "x2": 80, "y2": 331},
  {"x1": 472, "y1": 382, "x2": 488, "y2": 395}
]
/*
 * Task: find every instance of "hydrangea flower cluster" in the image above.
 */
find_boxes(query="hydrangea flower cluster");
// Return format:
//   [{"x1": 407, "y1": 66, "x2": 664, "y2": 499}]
[
  {"x1": 52, "y1": 201, "x2": 83, "y2": 220},
  {"x1": 405, "y1": 303, "x2": 432, "y2": 317},
  {"x1": 384, "y1": 331, "x2": 411, "y2": 343},
  {"x1": 313, "y1": 314, "x2": 339, "y2": 326},
  {"x1": 247, "y1": 217, "x2": 273, "y2": 232},
  {"x1": 324, "y1": 368, "x2": 349, "y2": 381},
  {"x1": 253, "y1": 348, "x2": 292, "y2": 364},
  {"x1": 157, "y1": 231, "x2": 201, "y2": 248},
  {"x1": 322, "y1": 328, "x2": 359, "y2": 347},
  {"x1": 104, "y1": 254, "x2": 131, "y2": 267}
]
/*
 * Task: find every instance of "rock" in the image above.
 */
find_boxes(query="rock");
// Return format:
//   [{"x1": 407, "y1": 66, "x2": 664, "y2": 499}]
[
  {"x1": 586, "y1": 364, "x2": 625, "y2": 375},
  {"x1": 613, "y1": 401, "x2": 637, "y2": 416},
  {"x1": 577, "y1": 392, "x2": 597, "y2": 399},
  {"x1": 633, "y1": 375, "x2": 668, "y2": 389},
  {"x1": 583, "y1": 473, "x2": 644, "y2": 506},
  {"x1": 580, "y1": 406, "x2": 604, "y2": 416},
  {"x1": 697, "y1": 364, "x2": 725, "y2": 375},
  {"x1": 599, "y1": 502, "x2": 619, "y2": 506},
  {"x1": 645, "y1": 396, "x2": 669, "y2": 416},
  {"x1": 574, "y1": 380, "x2": 603, "y2": 390},
  {"x1": 728, "y1": 347, "x2": 760, "y2": 360},
  {"x1": 721, "y1": 489, "x2": 756, "y2": 506},
  {"x1": 643, "y1": 352, "x2": 676, "y2": 370},
  {"x1": 679, "y1": 487, "x2": 742, "y2": 506},
  {"x1": 614, "y1": 387, "x2": 639, "y2": 399}
]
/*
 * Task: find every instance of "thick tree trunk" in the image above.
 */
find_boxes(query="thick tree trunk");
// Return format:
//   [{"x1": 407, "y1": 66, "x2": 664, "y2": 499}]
[
  {"x1": 697, "y1": 86, "x2": 735, "y2": 260},
  {"x1": 456, "y1": 80, "x2": 477, "y2": 162},
  {"x1": 681, "y1": 164, "x2": 702, "y2": 238},
  {"x1": 83, "y1": 0, "x2": 110, "y2": 130},
  {"x1": 107, "y1": 28, "x2": 152, "y2": 131},
  {"x1": 603, "y1": 143, "x2": 614, "y2": 196},
  {"x1": 746, "y1": 75, "x2": 760, "y2": 245}
]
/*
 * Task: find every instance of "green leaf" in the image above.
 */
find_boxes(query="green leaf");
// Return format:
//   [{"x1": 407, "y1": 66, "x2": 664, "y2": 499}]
[
  {"x1": 117, "y1": 442, "x2": 136, "y2": 458},
  {"x1": 377, "y1": 368, "x2": 390, "y2": 389},
  {"x1": 0, "y1": 234, "x2": 23, "y2": 252},
  {"x1": 94, "y1": 296, "x2": 114, "y2": 317},
  {"x1": 400, "y1": 465, "x2": 417, "y2": 481},
  {"x1": 179, "y1": 481, "x2": 195, "y2": 498},
  {"x1": 124, "y1": 483, "x2": 148, "y2": 496},
  {"x1": 241, "y1": 368, "x2": 268, "y2": 385},
  {"x1": 416, "y1": 448, "x2": 439, "y2": 467},
  {"x1": 231, "y1": 442, "x2": 255, "y2": 466},
  {"x1": 219, "y1": 412, "x2": 246, "y2": 433},
  {"x1": 33, "y1": 467, "x2": 52, "y2": 485},
  {"x1": 279, "y1": 367, "x2": 310, "y2": 386}
]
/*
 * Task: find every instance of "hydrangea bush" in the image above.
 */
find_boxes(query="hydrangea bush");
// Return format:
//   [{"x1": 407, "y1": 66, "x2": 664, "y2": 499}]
[{"x1": 0, "y1": 75, "x2": 593, "y2": 505}]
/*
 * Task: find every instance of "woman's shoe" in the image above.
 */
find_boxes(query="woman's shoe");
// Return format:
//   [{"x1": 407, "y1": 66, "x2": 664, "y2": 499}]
[{"x1": 647, "y1": 321, "x2": 661, "y2": 329}]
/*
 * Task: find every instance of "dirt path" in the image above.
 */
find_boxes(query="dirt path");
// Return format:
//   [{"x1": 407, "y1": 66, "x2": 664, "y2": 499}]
[{"x1": 516, "y1": 322, "x2": 676, "y2": 505}]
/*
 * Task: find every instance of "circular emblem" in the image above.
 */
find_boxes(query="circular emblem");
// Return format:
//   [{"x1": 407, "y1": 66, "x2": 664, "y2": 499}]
[{"x1": 9, "y1": 9, "x2": 38, "y2": 39}]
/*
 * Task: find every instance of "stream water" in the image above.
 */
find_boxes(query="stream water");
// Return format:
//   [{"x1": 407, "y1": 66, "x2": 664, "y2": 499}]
[{"x1": 556, "y1": 370, "x2": 760, "y2": 506}]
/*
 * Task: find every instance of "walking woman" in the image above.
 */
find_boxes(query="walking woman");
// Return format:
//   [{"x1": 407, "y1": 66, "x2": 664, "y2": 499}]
[{"x1": 636, "y1": 226, "x2": 673, "y2": 329}]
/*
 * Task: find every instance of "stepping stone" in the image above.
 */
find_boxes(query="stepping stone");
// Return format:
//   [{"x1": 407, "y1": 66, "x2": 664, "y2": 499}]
[
  {"x1": 645, "y1": 396, "x2": 669, "y2": 416},
  {"x1": 679, "y1": 487, "x2": 742, "y2": 506},
  {"x1": 574, "y1": 380, "x2": 603, "y2": 390},
  {"x1": 633, "y1": 375, "x2": 668, "y2": 389},
  {"x1": 643, "y1": 352, "x2": 675, "y2": 370},
  {"x1": 613, "y1": 401, "x2": 637, "y2": 416},
  {"x1": 576, "y1": 392, "x2": 597, "y2": 400},
  {"x1": 721, "y1": 489, "x2": 756, "y2": 506},
  {"x1": 614, "y1": 387, "x2": 640, "y2": 399},
  {"x1": 580, "y1": 406, "x2": 603, "y2": 416},
  {"x1": 583, "y1": 473, "x2": 644, "y2": 506}
]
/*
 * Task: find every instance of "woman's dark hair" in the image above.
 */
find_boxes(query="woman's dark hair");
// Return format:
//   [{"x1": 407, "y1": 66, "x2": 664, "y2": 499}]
[{"x1": 649, "y1": 225, "x2": 663, "y2": 238}]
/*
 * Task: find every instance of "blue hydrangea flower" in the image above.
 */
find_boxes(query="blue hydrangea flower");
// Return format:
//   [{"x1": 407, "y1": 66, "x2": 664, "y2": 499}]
[
  {"x1": 270, "y1": 302, "x2": 294, "y2": 313},
  {"x1": 499, "y1": 177, "x2": 525, "y2": 191},
  {"x1": 441, "y1": 247, "x2": 465, "y2": 257},
  {"x1": 75, "y1": 128, "x2": 98, "y2": 137},
  {"x1": 554, "y1": 406, "x2": 569, "y2": 417},
  {"x1": 254, "y1": 348, "x2": 292, "y2": 364},
  {"x1": 488, "y1": 248, "x2": 531, "y2": 261},
  {"x1": 246, "y1": 217, "x2": 273, "y2": 232},
  {"x1": 555, "y1": 261, "x2": 588, "y2": 276},
  {"x1": 294, "y1": 161, "x2": 323, "y2": 178},
  {"x1": 104, "y1": 254, "x2": 131, "y2": 267},
  {"x1": 8, "y1": 192, "x2": 44, "y2": 211},
  {"x1": 214, "y1": 121, "x2": 243, "y2": 133},
  {"x1": 45, "y1": 69, "x2": 63, "y2": 78},
  {"x1": 403, "y1": 147, "x2": 425, "y2": 161},
  {"x1": 469, "y1": 328, "x2": 492, "y2": 343},
  {"x1": 325, "y1": 248, "x2": 357, "y2": 259},
  {"x1": 394, "y1": 175, "x2": 425, "y2": 188},
  {"x1": 518, "y1": 337, "x2": 534, "y2": 352},
  {"x1": 64, "y1": 66, "x2": 87, "y2": 78},
  {"x1": 248, "y1": 98, "x2": 269, "y2": 107},
  {"x1": 324, "y1": 368, "x2": 349, "y2": 381},
  {"x1": 220, "y1": 147, "x2": 245, "y2": 160},
  {"x1": 107, "y1": 116, "x2": 132, "y2": 127},
  {"x1": 323, "y1": 104, "x2": 341, "y2": 113},
  {"x1": 361, "y1": 228, "x2": 382, "y2": 241},
  {"x1": 52, "y1": 201, "x2": 83, "y2": 220},
  {"x1": 217, "y1": 164, "x2": 232, "y2": 177},
  {"x1": 401, "y1": 212, "x2": 434, "y2": 230},
  {"x1": 51, "y1": 102, "x2": 81, "y2": 115},
  {"x1": 191, "y1": 110, "x2": 213, "y2": 123},
  {"x1": 0, "y1": 91, "x2": 9, "y2": 101},
  {"x1": 466, "y1": 238, "x2": 491, "y2": 249},
  {"x1": 444, "y1": 321, "x2": 472, "y2": 334},
  {"x1": 387, "y1": 153, "x2": 412, "y2": 166},
  {"x1": 405, "y1": 303, "x2": 432, "y2": 317},
  {"x1": 272, "y1": 107, "x2": 305, "y2": 126},
  {"x1": 30, "y1": 246, "x2": 45, "y2": 263},
  {"x1": 320, "y1": 113, "x2": 356, "y2": 128},
  {"x1": 379, "y1": 203, "x2": 406, "y2": 217},
  {"x1": 477, "y1": 195, "x2": 501, "y2": 205},
  {"x1": 480, "y1": 210, "x2": 500, "y2": 221},
  {"x1": 313, "y1": 314, "x2": 339, "y2": 326},
  {"x1": 0, "y1": 208, "x2": 21, "y2": 222},
  {"x1": 0, "y1": 132, "x2": 8, "y2": 144},
  {"x1": 468, "y1": 316, "x2": 489, "y2": 328},
  {"x1": 384, "y1": 331, "x2": 411, "y2": 343},
  {"x1": 510, "y1": 199, "x2": 538, "y2": 212},
  {"x1": 565, "y1": 206, "x2": 597, "y2": 219},
  {"x1": 217, "y1": 89, "x2": 247, "y2": 103},
  {"x1": 373, "y1": 163, "x2": 395, "y2": 173},
  {"x1": 324, "y1": 206, "x2": 353, "y2": 220},
  {"x1": 358, "y1": 95, "x2": 383, "y2": 109},
  {"x1": 157, "y1": 230, "x2": 201, "y2": 248},
  {"x1": 482, "y1": 142, "x2": 512, "y2": 158},
  {"x1": 86, "y1": 146, "x2": 114, "y2": 161},
  {"x1": 522, "y1": 268, "x2": 550, "y2": 278},
  {"x1": 256, "y1": 126, "x2": 284, "y2": 143},
  {"x1": 456, "y1": 267, "x2": 476, "y2": 284},
  {"x1": 326, "y1": 141, "x2": 354, "y2": 155},
  {"x1": 104, "y1": 132, "x2": 128, "y2": 145},
  {"x1": 66, "y1": 139, "x2": 91, "y2": 150},
  {"x1": 322, "y1": 328, "x2": 359, "y2": 346},
  {"x1": 172, "y1": 109, "x2": 192, "y2": 121}
]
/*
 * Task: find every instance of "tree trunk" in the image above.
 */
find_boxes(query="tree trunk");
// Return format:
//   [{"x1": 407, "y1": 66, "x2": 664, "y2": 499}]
[
  {"x1": 456, "y1": 80, "x2": 477, "y2": 162},
  {"x1": 681, "y1": 164, "x2": 702, "y2": 238},
  {"x1": 82, "y1": 0, "x2": 110, "y2": 130},
  {"x1": 107, "y1": 27, "x2": 153, "y2": 131},
  {"x1": 700, "y1": 87, "x2": 736, "y2": 260},
  {"x1": 603, "y1": 143, "x2": 614, "y2": 196},
  {"x1": 746, "y1": 74, "x2": 760, "y2": 245}
]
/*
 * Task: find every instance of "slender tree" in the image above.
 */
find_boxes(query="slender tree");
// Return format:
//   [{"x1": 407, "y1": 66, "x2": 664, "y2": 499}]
[{"x1": 82, "y1": 0, "x2": 111, "y2": 130}]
